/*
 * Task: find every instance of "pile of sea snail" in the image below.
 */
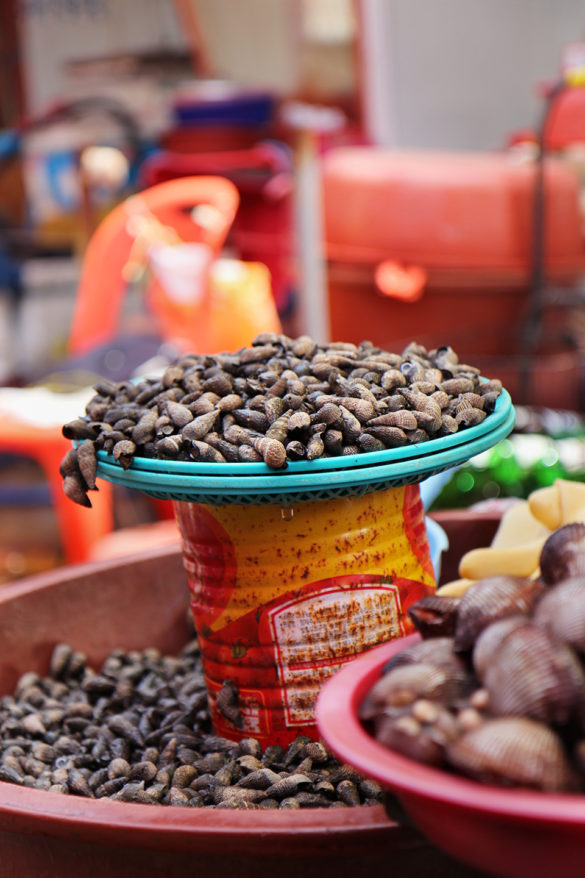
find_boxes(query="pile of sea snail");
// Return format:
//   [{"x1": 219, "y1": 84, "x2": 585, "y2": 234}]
[
  {"x1": 0, "y1": 639, "x2": 382, "y2": 808},
  {"x1": 361, "y1": 522, "x2": 585, "y2": 793},
  {"x1": 60, "y1": 333, "x2": 502, "y2": 507}
]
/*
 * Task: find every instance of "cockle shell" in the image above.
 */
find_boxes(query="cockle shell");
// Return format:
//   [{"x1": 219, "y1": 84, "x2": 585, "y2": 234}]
[
  {"x1": 359, "y1": 662, "x2": 471, "y2": 722},
  {"x1": 408, "y1": 595, "x2": 461, "y2": 638},
  {"x1": 483, "y1": 622, "x2": 585, "y2": 726},
  {"x1": 472, "y1": 616, "x2": 528, "y2": 679},
  {"x1": 446, "y1": 717, "x2": 577, "y2": 791},
  {"x1": 383, "y1": 637, "x2": 465, "y2": 674},
  {"x1": 533, "y1": 577, "x2": 585, "y2": 655},
  {"x1": 539, "y1": 523, "x2": 585, "y2": 586},
  {"x1": 373, "y1": 702, "x2": 459, "y2": 767},
  {"x1": 453, "y1": 575, "x2": 545, "y2": 652}
]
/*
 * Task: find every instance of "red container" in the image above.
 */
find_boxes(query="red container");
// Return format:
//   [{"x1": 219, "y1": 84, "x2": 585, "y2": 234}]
[
  {"x1": 321, "y1": 148, "x2": 585, "y2": 361},
  {"x1": 317, "y1": 632, "x2": 585, "y2": 878},
  {"x1": 174, "y1": 484, "x2": 436, "y2": 747}
]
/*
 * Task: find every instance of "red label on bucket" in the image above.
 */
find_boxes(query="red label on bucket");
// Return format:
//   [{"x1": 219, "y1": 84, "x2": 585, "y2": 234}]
[{"x1": 196, "y1": 571, "x2": 432, "y2": 745}]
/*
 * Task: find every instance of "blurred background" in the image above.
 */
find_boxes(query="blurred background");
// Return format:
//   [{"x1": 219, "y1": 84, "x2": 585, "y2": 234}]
[{"x1": 3, "y1": 0, "x2": 585, "y2": 583}]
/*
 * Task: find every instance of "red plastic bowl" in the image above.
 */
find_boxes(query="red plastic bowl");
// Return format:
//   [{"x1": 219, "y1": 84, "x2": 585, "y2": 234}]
[{"x1": 316, "y1": 633, "x2": 585, "y2": 878}]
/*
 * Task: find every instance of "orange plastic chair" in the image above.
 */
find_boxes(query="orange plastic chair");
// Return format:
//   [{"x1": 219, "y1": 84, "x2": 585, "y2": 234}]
[
  {"x1": 69, "y1": 176, "x2": 241, "y2": 356},
  {"x1": 0, "y1": 176, "x2": 283, "y2": 570},
  {"x1": 0, "y1": 395, "x2": 113, "y2": 566},
  {"x1": 5, "y1": 176, "x2": 285, "y2": 570}
]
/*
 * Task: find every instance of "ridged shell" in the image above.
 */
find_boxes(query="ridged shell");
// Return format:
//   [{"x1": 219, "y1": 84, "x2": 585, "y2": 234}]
[
  {"x1": 446, "y1": 717, "x2": 576, "y2": 791},
  {"x1": 539, "y1": 523, "x2": 585, "y2": 586},
  {"x1": 382, "y1": 638, "x2": 475, "y2": 696},
  {"x1": 367, "y1": 425, "x2": 408, "y2": 447},
  {"x1": 472, "y1": 616, "x2": 528, "y2": 680},
  {"x1": 380, "y1": 369, "x2": 406, "y2": 391},
  {"x1": 408, "y1": 595, "x2": 461, "y2": 639},
  {"x1": 63, "y1": 474, "x2": 91, "y2": 507},
  {"x1": 439, "y1": 414, "x2": 458, "y2": 434},
  {"x1": 76, "y1": 439, "x2": 97, "y2": 490},
  {"x1": 367, "y1": 410, "x2": 418, "y2": 430},
  {"x1": 359, "y1": 662, "x2": 470, "y2": 721},
  {"x1": 181, "y1": 410, "x2": 219, "y2": 440},
  {"x1": 483, "y1": 622, "x2": 585, "y2": 726},
  {"x1": 338, "y1": 405, "x2": 362, "y2": 441},
  {"x1": 400, "y1": 361, "x2": 425, "y2": 383},
  {"x1": 306, "y1": 434, "x2": 325, "y2": 459},
  {"x1": 431, "y1": 345, "x2": 459, "y2": 370},
  {"x1": 357, "y1": 433, "x2": 385, "y2": 453},
  {"x1": 455, "y1": 408, "x2": 486, "y2": 428},
  {"x1": 533, "y1": 576, "x2": 585, "y2": 654},
  {"x1": 454, "y1": 575, "x2": 545, "y2": 652},
  {"x1": 189, "y1": 440, "x2": 226, "y2": 463},
  {"x1": 250, "y1": 436, "x2": 287, "y2": 469},
  {"x1": 373, "y1": 706, "x2": 458, "y2": 767}
]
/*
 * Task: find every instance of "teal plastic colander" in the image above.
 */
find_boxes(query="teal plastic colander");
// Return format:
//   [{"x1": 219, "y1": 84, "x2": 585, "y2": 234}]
[{"x1": 95, "y1": 390, "x2": 515, "y2": 505}]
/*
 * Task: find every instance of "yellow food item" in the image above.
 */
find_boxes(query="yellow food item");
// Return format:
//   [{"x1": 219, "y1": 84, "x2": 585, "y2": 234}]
[
  {"x1": 491, "y1": 500, "x2": 549, "y2": 549},
  {"x1": 528, "y1": 485, "x2": 562, "y2": 531},
  {"x1": 557, "y1": 479, "x2": 585, "y2": 525},
  {"x1": 459, "y1": 539, "x2": 546, "y2": 580},
  {"x1": 436, "y1": 578, "x2": 475, "y2": 597},
  {"x1": 439, "y1": 479, "x2": 585, "y2": 594}
]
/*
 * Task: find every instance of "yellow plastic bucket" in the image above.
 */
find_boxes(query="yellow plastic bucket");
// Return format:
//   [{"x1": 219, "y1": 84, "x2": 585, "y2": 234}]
[{"x1": 174, "y1": 483, "x2": 436, "y2": 747}]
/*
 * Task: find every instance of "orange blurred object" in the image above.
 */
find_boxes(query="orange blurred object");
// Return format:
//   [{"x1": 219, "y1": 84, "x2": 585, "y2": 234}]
[
  {"x1": 69, "y1": 176, "x2": 240, "y2": 356},
  {"x1": 0, "y1": 392, "x2": 114, "y2": 566},
  {"x1": 374, "y1": 260, "x2": 427, "y2": 303},
  {"x1": 69, "y1": 174, "x2": 282, "y2": 358},
  {"x1": 322, "y1": 148, "x2": 585, "y2": 358},
  {"x1": 139, "y1": 143, "x2": 296, "y2": 316},
  {"x1": 0, "y1": 176, "x2": 283, "y2": 573}
]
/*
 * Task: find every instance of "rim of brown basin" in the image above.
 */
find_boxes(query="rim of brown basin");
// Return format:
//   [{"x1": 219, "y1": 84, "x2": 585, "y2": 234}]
[{"x1": 0, "y1": 545, "x2": 402, "y2": 857}]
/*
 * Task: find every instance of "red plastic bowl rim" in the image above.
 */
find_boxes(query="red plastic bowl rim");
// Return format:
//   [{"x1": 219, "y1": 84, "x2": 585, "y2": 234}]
[{"x1": 316, "y1": 633, "x2": 585, "y2": 825}]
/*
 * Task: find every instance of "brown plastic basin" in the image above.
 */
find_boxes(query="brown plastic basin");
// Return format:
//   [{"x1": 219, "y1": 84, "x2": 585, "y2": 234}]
[{"x1": 0, "y1": 542, "x2": 491, "y2": 877}]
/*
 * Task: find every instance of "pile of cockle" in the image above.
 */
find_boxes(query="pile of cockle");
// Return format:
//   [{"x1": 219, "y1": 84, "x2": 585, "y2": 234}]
[
  {"x1": 361, "y1": 523, "x2": 585, "y2": 793},
  {"x1": 60, "y1": 333, "x2": 502, "y2": 507}
]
